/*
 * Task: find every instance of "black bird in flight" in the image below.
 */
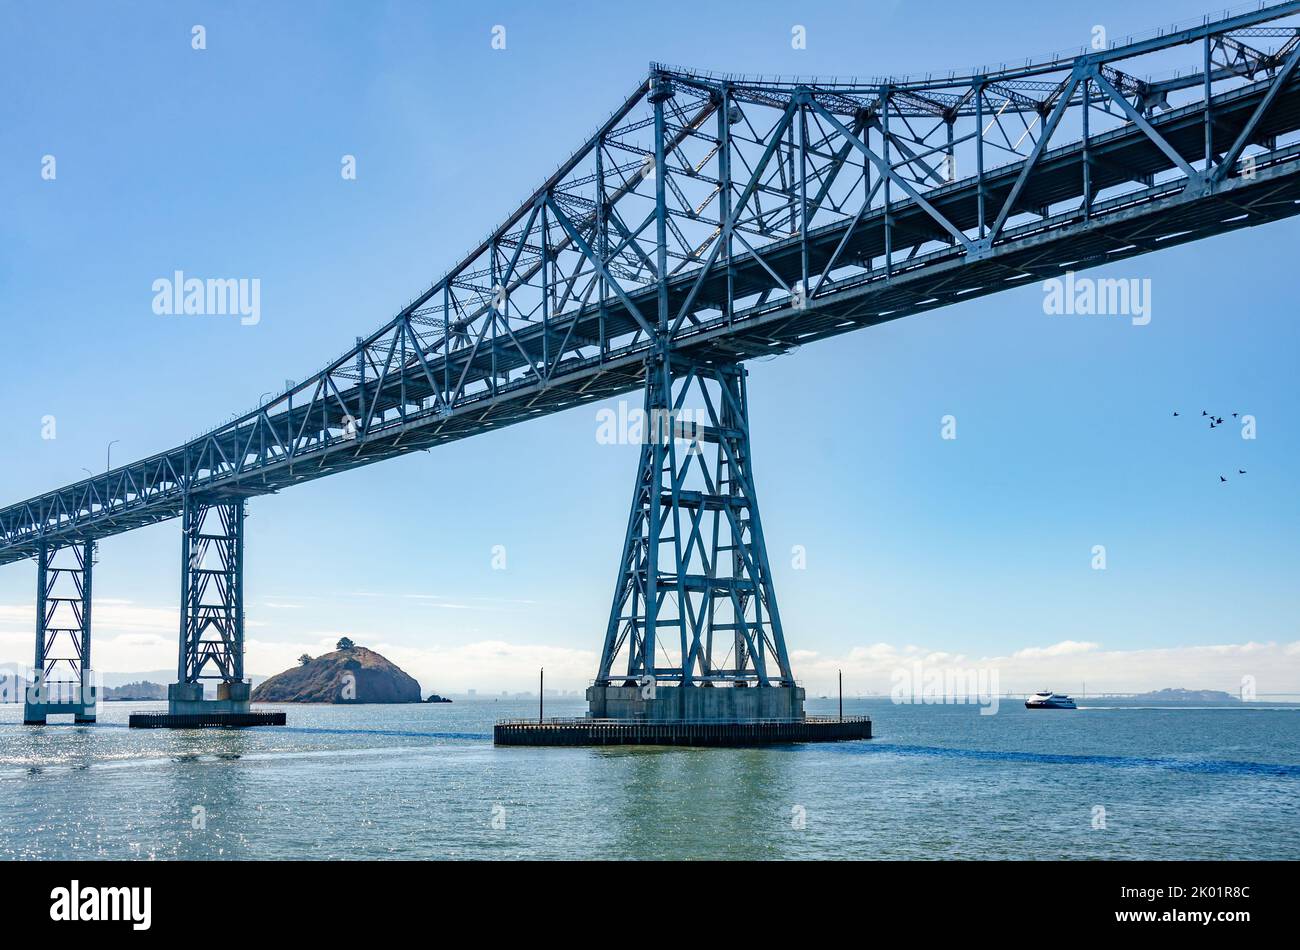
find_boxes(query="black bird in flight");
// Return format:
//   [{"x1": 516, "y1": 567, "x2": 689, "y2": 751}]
[
  {"x1": 1220, "y1": 475, "x2": 1227, "y2": 482},
  {"x1": 1202, "y1": 410, "x2": 1208, "y2": 416},
  {"x1": 1215, "y1": 417, "x2": 1224, "y2": 425},
  {"x1": 1173, "y1": 411, "x2": 1180, "y2": 417},
  {"x1": 1232, "y1": 412, "x2": 1239, "y2": 418},
  {"x1": 1239, "y1": 469, "x2": 1247, "y2": 475},
  {"x1": 1210, "y1": 420, "x2": 1218, "y2": 429}
]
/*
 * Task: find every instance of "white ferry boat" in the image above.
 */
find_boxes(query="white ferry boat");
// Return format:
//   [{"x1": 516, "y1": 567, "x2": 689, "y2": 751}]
[{"x1": 1025, "y1": 690, "x2": 1077, "y2": 710}]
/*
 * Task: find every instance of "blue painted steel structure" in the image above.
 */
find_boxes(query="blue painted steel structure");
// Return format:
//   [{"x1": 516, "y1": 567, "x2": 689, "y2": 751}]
[
  {"x1": 23, "y1": 540, "x2": 96, "y2": 723},
  {"x1": 596, "y1": 357, "x2": 794, "y2": 686},
  {"x1": 4, "y1": 3, "x2": 1300, "y2": 705},
  {"x1": 178, "y1": 498, "x2": 246, "y2": 685}
]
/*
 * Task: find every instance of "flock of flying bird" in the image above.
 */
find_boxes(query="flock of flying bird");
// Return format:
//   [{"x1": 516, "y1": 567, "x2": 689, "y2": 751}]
[{"x1": 1171, "y1": 410, "x2": 1247, "y2": 482}]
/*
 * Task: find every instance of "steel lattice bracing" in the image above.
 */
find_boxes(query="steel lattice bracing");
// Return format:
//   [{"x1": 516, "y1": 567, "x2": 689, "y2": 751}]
[
  {"x1": 178, "y1": 498, "x2": 245, "y2": 684},
  {"x1": 32, "y1": 541, "x2": 93, "y2": 693},
  {"x1": 24, "y1": 540, "x2": 96, "y2": 721},
  {"x1": 5, "y1": 2, "x2": 1300, "y2": 564},
  {"x1": 596, "y1": 356, "x2": 793, "y2": 687}
]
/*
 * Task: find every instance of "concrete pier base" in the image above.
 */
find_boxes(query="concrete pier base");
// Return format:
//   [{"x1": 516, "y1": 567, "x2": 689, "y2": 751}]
[
  {"x1": 22, "y1": 681, "x2": 97, "y2": 725},
  {"x1": 585, "y1": 683, "x2": 806, "y2": 721},
  {"x1": 128, "y1": 680, "x2": 283, "y2": 729},
  {"x1": 22, "y1": 700, "x2": 97, "y2": 725},
  {"x1": 495, "y1": 716, "x2": 871, "y2": 746},
  {"x1": 129, "y1": 711, "x2": 285, "y2": 729},
  {"x1": 166, "y1": 681, "x2": 251, "y2": 716},
  {"x1": 496, "y1": 683, "x2": 869, "y2": 747}
]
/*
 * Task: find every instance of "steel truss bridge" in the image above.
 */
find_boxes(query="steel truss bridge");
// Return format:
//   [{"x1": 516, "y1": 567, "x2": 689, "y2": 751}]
[{"x1": 7, "y1": 3, "x2": 1300, "y2": 717}]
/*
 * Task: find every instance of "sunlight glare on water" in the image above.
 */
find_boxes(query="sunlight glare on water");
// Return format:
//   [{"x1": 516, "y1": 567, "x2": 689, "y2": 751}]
[{"x1": 2, "y1": 698, "x2": 1297, "y2": 860}]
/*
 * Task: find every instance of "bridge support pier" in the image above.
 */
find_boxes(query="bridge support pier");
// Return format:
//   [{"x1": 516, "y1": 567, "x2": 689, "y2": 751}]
[
  {"x1": 586, "y1": 354, "x2": 806, "y2": 727},
  {"x1": 139, "y1": 496, "x2": 266, "y2": 727},
  {"x1": 23, "y1": 540, "x2": 97, "y2": 724}
]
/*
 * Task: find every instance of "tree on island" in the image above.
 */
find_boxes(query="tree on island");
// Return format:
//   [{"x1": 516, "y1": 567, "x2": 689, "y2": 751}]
[
  {"x1": 298, "y1": 654, "x2": 313, "y2": 666},
  {"x1": 336, "y1": 637, "x2": 356, "y2": 651}
]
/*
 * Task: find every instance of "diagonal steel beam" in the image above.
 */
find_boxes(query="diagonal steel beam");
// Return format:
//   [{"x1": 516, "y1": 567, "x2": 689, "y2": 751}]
[
  {"x1": 670, "y1": 100, "x2": 799, "y2": 335},
  {"x1": 1091, "y1": 70, "x2": 1199, "y2": 182},
  {"x1": 1213, "y1": 39, "x2": 1300, "y2": 182},
  {"x1": 987, "y1": 75, "x2": 1081, "y2": 242},
  {"x1": 545, "y1": 194, "x2": 654, "y2": 337},
  {"x1": 809, "y1": 99, "x2": 977, "y2": 253}
]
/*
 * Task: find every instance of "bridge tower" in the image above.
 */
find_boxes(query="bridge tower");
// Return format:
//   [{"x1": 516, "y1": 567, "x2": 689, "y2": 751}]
[
  {"x1": 166, "y1": 496, "x2": 251, "y2": 717},
  {"x1": 586, "y1": 353, "x2": 804, "y2": 722},
  {"x1": 23, "y1": 540, "x2": 97, "y2": 724}
]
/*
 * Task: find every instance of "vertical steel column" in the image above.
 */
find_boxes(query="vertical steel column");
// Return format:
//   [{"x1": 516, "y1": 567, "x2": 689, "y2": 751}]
[
  {"x1": 1082, "y1": 77, "x2": 1092, "y2": 219},
  {"x1": 946, "y1": 117, "x2": 955, "y2": 182},
  {"x1": 651, "y1": 75, "x2": 671, "y2": 336},
  {"x1": 490, "y1": 239, "x2": 499, "y2": 395},
  {"x1": 645, "y1": 72, "x2": 674, "y2": 680},
  {"x1": 643, "y1": 357, "x2": 667, "y2": 679},
  {"x1": 881, "y1": 86, "x2": 893, "y2": 276},
  {"x1": 798, "y1": 96, "x2": 810, "y2": 295},
  {"x1": 80, "y1": 539, "x2": 93, "y2": 688},
  {"x1": 442, "y1": 283, "x2": 451, "y2": 405},
  {"x1": 176, "y1": 497, "x2": 191, "y2": 681},
  {"x1": 32, "y1": 541, "x2": 48, "y2": 681},
  {"x1": 596, "y1": 138, "x2": 608, "y2": 358},
  {"x1": 541, "y1": 200, "x2": 551, "y2": 374},
  {"x1": 399, "y1": 316, "x2": 408, "y2": 423},
  {"x1": 1204, "y1": 34, "x2": 1214, "y2": 169},
  {"x1": 233, "y1": 499, "x2": 245, "y2": 683},
  {"x1": 356, "y1": 336, "x2": 366, "y2": 432},
  {"x1": 862, "y1": 115, "x2": 872, "y2": 225},
  {"x1": 719, "y1": 85, "x2": 735, "y2": 325},
  {"x1": 286, "y1": 389, "x2": 295, "y2": 464},
  {"x1": 975, "y1": 80, "x2": 986, "y2": 238}
]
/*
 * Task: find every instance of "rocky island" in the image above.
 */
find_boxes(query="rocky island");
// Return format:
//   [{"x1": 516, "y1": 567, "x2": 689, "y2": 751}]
[
  {"x1": 1085, "y1": 687, "x2": 1248, "y2": 706},
  {"x1": 251, "y1": 639, "x2": 422, "y2": 704},
  {"x1": 1131, "y1": 688, "x2": 1240, "y2": 703}
]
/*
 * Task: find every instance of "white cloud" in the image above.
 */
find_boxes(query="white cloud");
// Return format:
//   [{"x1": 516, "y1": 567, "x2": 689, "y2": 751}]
[
  {"x1": 1011, "y1": 640, "x2": 1100, "y2": 659},
  {"x1": 794, "y1": 639, "x2": 1300, "y2": 696},
  {"x1": 0, "y1": 600, "x2": 176, "y2": 636},
  {"x1": 2, "y1": 596, "x2": 1296, "y2": 696}
]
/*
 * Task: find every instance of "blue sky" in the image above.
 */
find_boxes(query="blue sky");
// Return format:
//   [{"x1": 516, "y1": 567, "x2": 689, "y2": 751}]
[{"x1": 1, "y1": 1, "x2": 1297, "y2": 695}]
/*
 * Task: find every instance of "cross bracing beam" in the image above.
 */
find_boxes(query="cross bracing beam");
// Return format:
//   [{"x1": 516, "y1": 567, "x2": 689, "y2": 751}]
[
  {"x1": 23, "y1": 539, "x2": 97, "y2": 722},
  {"x1": 5, "y1": 2, "x2": 1300, "y2": 565},
  {"x1": 178, "y1": 497, "x2": 246, "y2": 684},
  {"x1": 31, "y1": 541, "x2": 93, "y2": 690}
]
